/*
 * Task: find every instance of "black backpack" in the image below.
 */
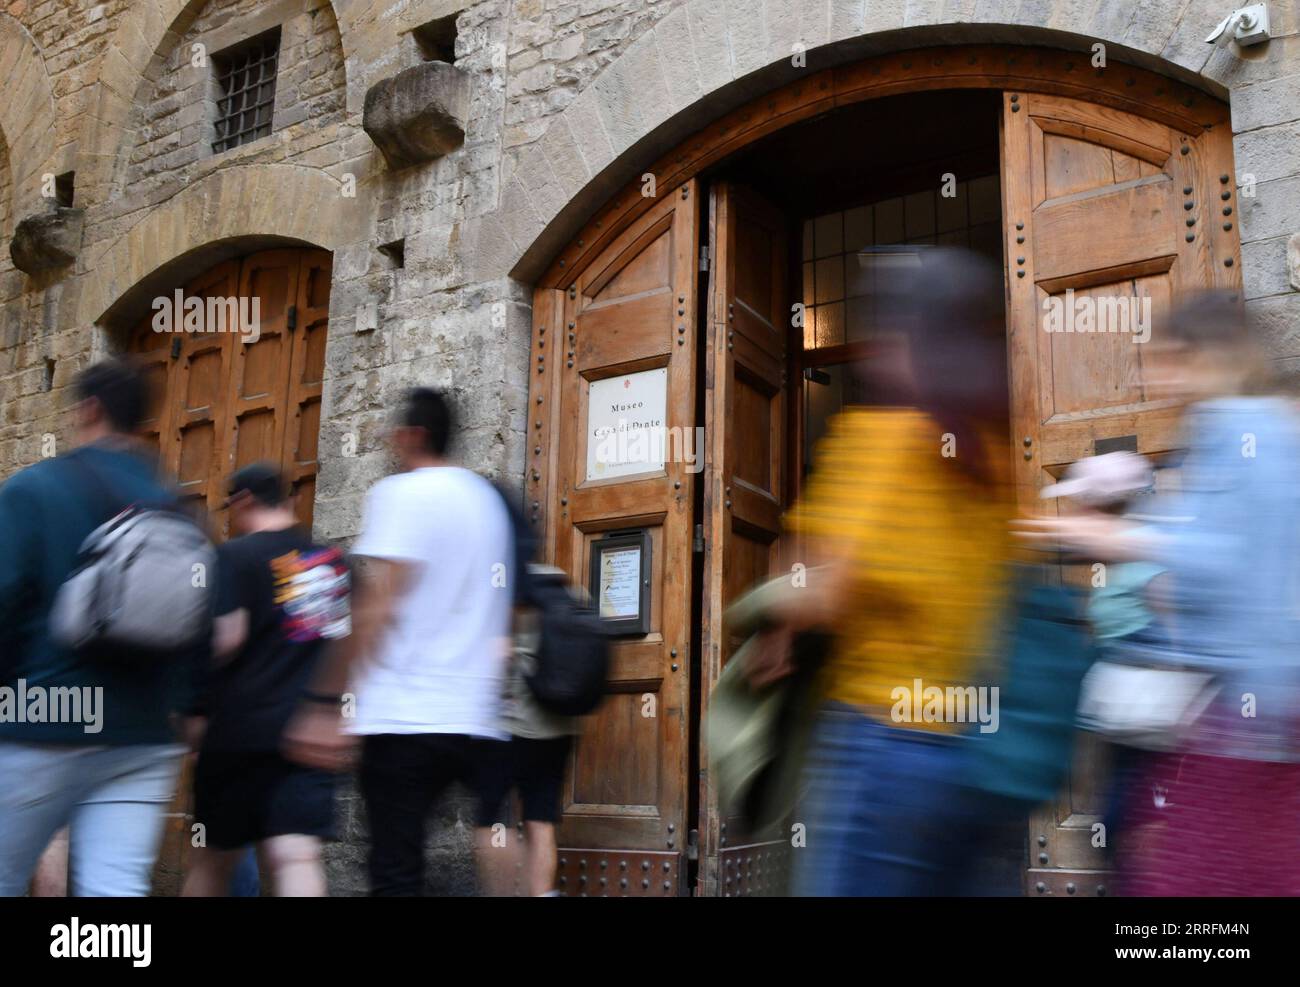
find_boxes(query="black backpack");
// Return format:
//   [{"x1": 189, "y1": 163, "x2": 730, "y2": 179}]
[
  {"x1": 493, "y1": 484, "x2": 609, "y2": 716},
  {"x1": 520, "y1": 563, "x2": 610, "y2": 715}
]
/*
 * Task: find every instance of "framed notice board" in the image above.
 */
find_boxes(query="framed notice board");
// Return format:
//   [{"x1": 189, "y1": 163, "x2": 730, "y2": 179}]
[{"x1": 588, "y1": 529, "x2": 651, "y2": 636}]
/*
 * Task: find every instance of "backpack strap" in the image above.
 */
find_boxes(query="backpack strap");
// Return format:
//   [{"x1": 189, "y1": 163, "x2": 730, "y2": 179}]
[{"x1": 62, "y1": 448, "x2": 134, "y2": 527}]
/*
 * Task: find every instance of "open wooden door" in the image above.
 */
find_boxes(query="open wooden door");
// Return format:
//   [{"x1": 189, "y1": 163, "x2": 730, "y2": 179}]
[
  {"x1": 530, "y1": 182, "x2": 701, "y2": 895},
  {"x1": 697, "y1": 182, "x2": 791, "y2": 896},
  {"x1": 1000, "y1": 91, "x2": 1241, "y2": 896}
]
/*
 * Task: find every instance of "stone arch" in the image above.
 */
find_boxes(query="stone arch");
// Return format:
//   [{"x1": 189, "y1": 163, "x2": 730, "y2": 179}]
[
  {"x1": 79, "y1": 162, "x2": 361, "y2": 328},
  {"x1": 0, "y1": 11, "x2": 58, "y2": 223},
  {"x1": 76, "y1": 0, "x2": 357, "y2": 205},
  {"x1": 480, "y1": 3, "x2": 1234, "y2": 284}
]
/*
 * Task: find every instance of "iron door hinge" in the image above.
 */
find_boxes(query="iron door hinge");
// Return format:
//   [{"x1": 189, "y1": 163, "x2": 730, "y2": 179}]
[
  {"x1": 699, "y1": 244, "x2": 709, "y2": 272},
  {"x1": 693, "y1": 523, "x2": 705, "y2": 554},
  {"x1": 286, "y1": 304, "x2": 297, "y2": 331},
  {"x1": 687, "y1": 828, "x2": 700, "y2": 861}
]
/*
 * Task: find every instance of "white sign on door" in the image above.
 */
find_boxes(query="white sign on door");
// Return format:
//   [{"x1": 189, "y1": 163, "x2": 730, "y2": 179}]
[{"x1": 586, "y1": 367, "x2": 668, "y2": 482}]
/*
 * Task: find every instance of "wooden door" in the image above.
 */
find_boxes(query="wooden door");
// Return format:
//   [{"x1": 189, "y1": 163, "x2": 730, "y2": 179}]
[
  {"x1": 697, "y1": 182, "x2": 791, "y2": 896},
  {"x1": 1001, "y1": 91, "x2": 1241, "y2": 896},
  {"x1": 530, "y1": 182, "x2": 701, "y2": 895},
  {"x1": 128, "y1": 247, "x2": 332, "y2": 541}
]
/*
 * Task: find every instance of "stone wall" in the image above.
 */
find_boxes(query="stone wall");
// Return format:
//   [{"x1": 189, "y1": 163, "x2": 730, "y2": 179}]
[{"x1": 2, "y1": 0, "x2": 1300, "y2": 895}]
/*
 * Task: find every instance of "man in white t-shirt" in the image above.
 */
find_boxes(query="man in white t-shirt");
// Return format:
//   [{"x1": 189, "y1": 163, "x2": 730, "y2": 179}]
[{"x1": 283, "y1": 387, "x2": 513, "y2": 895}]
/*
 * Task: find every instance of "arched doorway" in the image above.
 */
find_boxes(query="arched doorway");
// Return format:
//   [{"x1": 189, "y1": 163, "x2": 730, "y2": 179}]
[
  {"x1": 525, "y1": 46, "x2": 1241, "y2": 896},
  {"x1": 123, "y1": 245, "x2": 333, "y2": 891},
  {"x1": 128, "y1": 247, "x2": 333, "y2": 540}
]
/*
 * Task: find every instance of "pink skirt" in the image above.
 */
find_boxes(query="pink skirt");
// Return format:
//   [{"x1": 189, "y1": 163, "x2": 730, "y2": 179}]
[{"x1": 1118, "y1": 751, "x2": 1300, "y2": 896}]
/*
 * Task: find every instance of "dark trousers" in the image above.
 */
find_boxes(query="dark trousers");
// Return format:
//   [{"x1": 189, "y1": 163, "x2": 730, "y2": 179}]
[{"x1": 358, "y1": 733, "x2": 489, "y2": 896}]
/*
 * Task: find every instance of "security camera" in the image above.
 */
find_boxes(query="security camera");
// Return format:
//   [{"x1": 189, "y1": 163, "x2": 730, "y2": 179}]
[{"x1": 1205, "y1": 4, "x2": 1271, "y2": 48}]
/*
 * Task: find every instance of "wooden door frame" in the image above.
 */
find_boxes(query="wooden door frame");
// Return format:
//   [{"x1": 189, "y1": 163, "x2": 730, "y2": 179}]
[
  {"x1": 533, "y1": 44, "x2": 1227, "y2": 297},
  {"x1": 525, "y1": 43, "x2": 1233, "y2": 896}
]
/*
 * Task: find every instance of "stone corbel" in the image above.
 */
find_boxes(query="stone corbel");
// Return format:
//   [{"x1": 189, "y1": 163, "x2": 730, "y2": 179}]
[
  {"x1": 10, "y1": 207, "x2": 85, "y2": 275},
  {"x1": 363, "y1": 61, "x2": 470, "y2": 170}
]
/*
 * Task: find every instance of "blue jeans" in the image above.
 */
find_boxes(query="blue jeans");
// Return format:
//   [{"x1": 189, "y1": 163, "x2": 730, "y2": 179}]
[
  {"x1": 230, "y1": 848, "x2": 260, "y2": 897},
  {"x1": 792, "y1": 704, "x2": 977, "y2": 896},
  {"x1": 0, "y1": 741, "x2": 184, "y2": 896}
]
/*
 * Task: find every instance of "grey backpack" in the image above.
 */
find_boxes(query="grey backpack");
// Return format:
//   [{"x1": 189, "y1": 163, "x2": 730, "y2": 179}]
[{"x1": 50, "y1": 455, "x2": 215, "y2": 659}]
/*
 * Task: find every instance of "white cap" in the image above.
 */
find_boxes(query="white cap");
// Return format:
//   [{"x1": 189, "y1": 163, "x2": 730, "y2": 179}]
[{"x1": 1040, "y1": 451, "x2": 1154, "y2": 507}]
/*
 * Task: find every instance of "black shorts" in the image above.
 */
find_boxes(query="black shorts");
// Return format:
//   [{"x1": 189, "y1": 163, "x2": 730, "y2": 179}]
[
  {"x1": 194, "y1": 751, "x2": 336, "y2": 850},
  {"x1": 478, "y1": 735, "x2": 572, "y2": 826}
]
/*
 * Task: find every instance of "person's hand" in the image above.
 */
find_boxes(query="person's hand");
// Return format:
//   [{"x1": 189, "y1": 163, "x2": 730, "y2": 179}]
[
  {"x1": 745, "y1": 625, "x2": 796, "y2": 689},
  {"x1": 1013, "y1": 513, "x2": 1146, "y2": 562},
  {"x1": 282, "y1": 701, "x2": 356, "y2": 773}
]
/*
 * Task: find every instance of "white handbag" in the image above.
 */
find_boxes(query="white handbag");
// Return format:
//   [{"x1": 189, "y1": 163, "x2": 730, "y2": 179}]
[{"x1": 1076, "y1": 661, "x2": 1219, "y2": 751}]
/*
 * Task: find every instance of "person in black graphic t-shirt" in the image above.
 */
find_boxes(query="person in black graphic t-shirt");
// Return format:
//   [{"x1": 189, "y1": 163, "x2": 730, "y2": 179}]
[{"x1": 182, "y1": 464, "x2": 350, "y2": 897}]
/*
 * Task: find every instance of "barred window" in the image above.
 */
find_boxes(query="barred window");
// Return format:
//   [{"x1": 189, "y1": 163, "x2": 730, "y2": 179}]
[{"x1": 212, "y1": 28, "x2": 281, "y2": 154}]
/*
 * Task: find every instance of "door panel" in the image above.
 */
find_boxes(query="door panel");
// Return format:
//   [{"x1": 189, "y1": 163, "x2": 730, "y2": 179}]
[
  {"x1": 698, "y1": 182, "x2": 790, "y2": 896},
  {"x1": 1002, "y1": 91, "x2": 1241, "y2": 896},
  {"x1": 531, "y1": 182, "x2": 700, "y2": 894},
  {"x1": 282, "y1": 251, "x2": 332, "y2": 532},
  {"x1": 156, "y1": 261, "x2": 239, "y2": 529},
  {"x1": 223, "y1": 250, "x2": 301, "y2": 538}
]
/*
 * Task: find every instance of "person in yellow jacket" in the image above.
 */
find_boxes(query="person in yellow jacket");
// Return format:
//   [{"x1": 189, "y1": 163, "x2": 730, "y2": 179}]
[{"x1": 748, "y1": 248, "x2": 1015, "y2": 895}]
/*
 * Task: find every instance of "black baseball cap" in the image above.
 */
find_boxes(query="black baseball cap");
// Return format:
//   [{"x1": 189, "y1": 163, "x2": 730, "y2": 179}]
[{"x1": 226, "y1": 462, "x2": 285, "y2": 507}]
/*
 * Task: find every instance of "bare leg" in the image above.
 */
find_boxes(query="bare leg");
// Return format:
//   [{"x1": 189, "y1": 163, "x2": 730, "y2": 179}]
[
  {"x1": 181, "y1": 846, "x2": 242, "y2": 897},
  {"x1": 523, "y1": 821, "x2": 558, "y2": 897},
  {"x1": 474, "y1": 825, "x2": 522, "y2": 896},
  {"x1": 260, "y1": 835, "x2": 327, "y2": 897},
  {"x1": 31, "y1": 830, "x2": 69, "y2": 897}
]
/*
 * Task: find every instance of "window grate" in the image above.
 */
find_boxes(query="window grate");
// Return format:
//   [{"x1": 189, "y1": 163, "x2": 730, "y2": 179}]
[{"x1": 212, "y1": 30, "x2": 280, "y2": 154}]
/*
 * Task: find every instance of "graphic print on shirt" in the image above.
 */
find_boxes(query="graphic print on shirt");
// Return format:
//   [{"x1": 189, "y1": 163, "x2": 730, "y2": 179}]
[{"x1": 270, "y1": 547, "x2": 351, "y2": 642}]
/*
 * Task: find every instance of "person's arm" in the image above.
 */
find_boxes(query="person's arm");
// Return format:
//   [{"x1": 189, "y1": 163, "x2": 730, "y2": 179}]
[
  {"x1": 1014, "y1": 513, "x2": 1159, "y2": 562},
  {"x1": 281, "y1": 559, "x2": 414, "y2": 771},
  {"x1": 305, "y1": 556, "x2": 413, "y2": 696},
  {"x1": 183, "y1": 540, "x2": 248, "y2": 741},
  {"x1": 283, "y1": 480, "x2": 419, "y2": 770},
  {"x1": 0, "y1": 476, "x2": 40, "y2": 680},
  {"x1": 744, "y1": 413, "x2": 897, "y2": 685},
  {"x1": 212, "y1": 609, "x2": 249, "y2": 664}
]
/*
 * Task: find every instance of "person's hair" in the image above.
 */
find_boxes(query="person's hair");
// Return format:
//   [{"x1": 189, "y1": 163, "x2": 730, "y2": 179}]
[
  {"x1": 885, "y1": 247, "x2": 1010, "y2": 485},
  {"x1": 1161, "y1": 291, "x2": 1275, "y2": 394},
  {"x1": 74, "y1": 358, "x2": 149, "y2": 433},
  {"x1": 401, "y1": 387, "x2": 453, "y2": 456}
]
